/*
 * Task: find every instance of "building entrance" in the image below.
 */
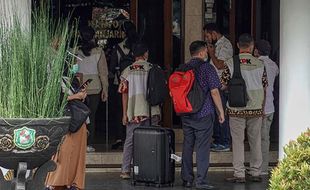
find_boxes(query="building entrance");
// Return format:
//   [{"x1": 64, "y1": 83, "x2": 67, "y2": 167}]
[
  {"x1": 48, "y1": 0, "x2": 279, "y2": 154},
  {"x1": 49, "y1": 0, "x2": 174, "y2": 151}
]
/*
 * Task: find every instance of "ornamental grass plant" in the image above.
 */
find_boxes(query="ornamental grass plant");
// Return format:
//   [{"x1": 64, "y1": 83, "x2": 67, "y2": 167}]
[
  {"x1": 0, "y1": 3, "x2": 77, "y2": 118},
  {"x1": 269, "y1": 129, "x2": 310, "y2": 190}
]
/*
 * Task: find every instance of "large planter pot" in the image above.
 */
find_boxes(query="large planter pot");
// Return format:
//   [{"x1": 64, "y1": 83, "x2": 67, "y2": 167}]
[{"x1": 0, "y1": 117, "x2": 70, "y2": 170}]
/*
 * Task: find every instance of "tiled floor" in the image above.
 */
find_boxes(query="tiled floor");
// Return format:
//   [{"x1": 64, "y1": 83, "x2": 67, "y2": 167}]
[{"x1": 85, "y1": 172, "x2": 269, "y2": 190}]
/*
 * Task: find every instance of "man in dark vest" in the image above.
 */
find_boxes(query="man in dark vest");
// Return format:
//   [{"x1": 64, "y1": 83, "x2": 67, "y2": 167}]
[{"x1": 221, "y1": 34, "x2": 268, "y2": 183}]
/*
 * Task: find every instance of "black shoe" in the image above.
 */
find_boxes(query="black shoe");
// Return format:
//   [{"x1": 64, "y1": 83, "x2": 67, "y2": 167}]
[
  {"x1": 111, "y1": 140, "x2": 123, "y2": 150},
  {"x1": 226, "y1": 176, "x2": 246, "y2": 183},
  {"x1": 182, "y1": 181, "x2": 193, "y2": 188},
  {"x1": 248, "y1": 175, "x2": 262, "y2": 182},
  {"x1": 196, "y1": 184, "x2": 216, "y2": 190}
]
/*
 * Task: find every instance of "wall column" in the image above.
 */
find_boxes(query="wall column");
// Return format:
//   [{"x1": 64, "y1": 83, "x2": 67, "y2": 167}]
[
  {"x1": 279, "y1": 0, "x2": 310, "y2": 158},
  {"x1": 184, "y1": 0, "x2": 204, "y2": 61}
]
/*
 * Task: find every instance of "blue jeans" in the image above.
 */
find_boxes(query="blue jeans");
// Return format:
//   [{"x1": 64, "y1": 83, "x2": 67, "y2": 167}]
[{"x1": 213, "y1": 90, "x2": 230, "y2": 146}]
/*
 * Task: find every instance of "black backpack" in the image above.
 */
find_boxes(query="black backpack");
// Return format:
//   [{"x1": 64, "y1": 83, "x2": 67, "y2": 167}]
[
  {"x1": 228, "y1": 55, "x2": 248, "y2": 107},
  {"x1": 116, "y1": 45, "x2": 134, "y2": 73},
  {"x1": 147, "y1": 64, "x2": 168, "y2": 106}
]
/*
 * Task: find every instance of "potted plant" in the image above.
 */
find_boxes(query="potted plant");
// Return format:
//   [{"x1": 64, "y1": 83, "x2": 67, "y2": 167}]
[
  {"x1": 269, "y1": 128, "x2": 310, "y2": 190},
  {"x1": 0, "y1": 3, "x2": 77, "y2": 190}
]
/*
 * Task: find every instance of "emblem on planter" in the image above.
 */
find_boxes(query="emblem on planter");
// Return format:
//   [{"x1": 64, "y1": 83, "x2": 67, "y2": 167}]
[
  {"x1": 34, "y1": 136, "x2": 50, "y2": 151},
  {"x1": 14, "y1": 127, "x2": 36, "y2": 150},
  {"x1": 0, "y1": 134, "x2": 15, "y2": 151}
]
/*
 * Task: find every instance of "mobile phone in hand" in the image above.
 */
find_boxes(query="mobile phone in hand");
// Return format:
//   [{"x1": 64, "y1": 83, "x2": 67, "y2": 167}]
[{"x1": 77, "y1": 79, "x2": 92, "y2": 92}]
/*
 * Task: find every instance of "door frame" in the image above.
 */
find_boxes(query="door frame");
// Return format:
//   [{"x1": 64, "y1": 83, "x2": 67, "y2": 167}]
[
  {"x1": 129, "y1": 0, "x2": 175, "y2": 128},
  {"x1": 163, "y1": 0, "x2": 173, "y2": 128}
]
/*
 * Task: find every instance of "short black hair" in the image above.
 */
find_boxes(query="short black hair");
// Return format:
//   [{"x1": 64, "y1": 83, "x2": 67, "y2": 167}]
[
  {"x1": 203, "y1": 23, "x2": 221, "y2": 33},
  {"x1": 132, "y1": 43, "x2": 148, "y2": 57},
  {"x1": 255, "y1": 39, "x2": 271, "y2": 56},
  {"x1": 189, "y1": 41, "x2": 207, "y2": 56},
  {"x1": 238, "y1": 33, "x2": 254, "y2": 49},
  {"x1": 79, "y1": 26, "x2": 96, "y2": 56}
]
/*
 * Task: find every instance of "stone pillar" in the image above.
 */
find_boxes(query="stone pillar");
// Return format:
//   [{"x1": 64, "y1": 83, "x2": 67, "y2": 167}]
[
  {"x1": 0, "y1": 0, "x2": 31, "y2": 31},
  {"x1": 184, "y1": 0, "x2": 204, "y2": 61},
  {"x1": 279, "y1": 0, "x2": 310, "y2": 158}
]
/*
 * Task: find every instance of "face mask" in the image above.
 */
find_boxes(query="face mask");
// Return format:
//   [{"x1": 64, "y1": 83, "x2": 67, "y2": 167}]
[
  {"x1": 204, "y1": 54, "x2": 209, "y2": 61},
  {"x1": 211, "y1": 39, "x2": 217, "y2": 45},
  {"x1": 70, "y1": 64, "x2": 79, "y2": 74}
]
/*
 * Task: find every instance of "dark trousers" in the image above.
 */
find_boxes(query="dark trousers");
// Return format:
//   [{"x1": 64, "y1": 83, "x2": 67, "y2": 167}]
[
  {"x1": 213, "y1": 90, "x2": 230, "y2": 146},
  {"x1": 181, "y1": 115, "x2": 214, "y2": 185},
  {"x1": 109, "y1": 85, "x2": 125, "y2": 141},
  {"x1": 87, "y1": 94, "x2": 100, "y2": 145}
]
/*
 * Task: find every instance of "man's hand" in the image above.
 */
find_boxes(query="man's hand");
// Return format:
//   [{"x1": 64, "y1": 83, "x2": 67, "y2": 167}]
[
  {"x1": 122, "y1": 115, "x2": 128, "y2": 125},
  {"x1": 101, "y1": 90, "x2": 107, "y2": 102},
  {"x1": 210, "y1": 88, "x2": 225, "y2": 124},
  {"x1": 77, "y1": 89, "x2": 87, "y2": 100},
  {"x1": 218, "y1": 111, "x2": 225, "y2": 124}
]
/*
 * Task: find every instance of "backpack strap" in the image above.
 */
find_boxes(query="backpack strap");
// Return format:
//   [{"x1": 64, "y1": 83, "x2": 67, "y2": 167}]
[
  {"x1": 148, "y1": 63, "x2": 153, "y2": 126},
  {"x1": 177, "y1": 58, "x2": 205, "y2": 72},
  {"x1": 117, "y1": 44, "x2": 133, "y2": 58},
  {"x1": 232, "y1": 55, "x2": 242, "y2": 79},
  {"x1": 191, "y1": 59, "x2": 205, "y2": 72},
  {"x1": 116, "y1": 44, "x2": 126, "y2": 59}
]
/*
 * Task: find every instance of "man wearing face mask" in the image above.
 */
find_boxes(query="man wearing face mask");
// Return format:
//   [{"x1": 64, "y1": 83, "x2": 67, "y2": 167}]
[
  {"x1": 181, "y1": 41, "x2": 224, "y2": 190},
  {"x1": 203, "y1": 23, "x2": 233, "y2": 152}
]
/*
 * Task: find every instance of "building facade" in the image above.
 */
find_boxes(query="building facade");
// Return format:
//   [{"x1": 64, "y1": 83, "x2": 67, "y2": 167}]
[{"x1": 1, "y1": 0, "x2": 309, "y2": 161}]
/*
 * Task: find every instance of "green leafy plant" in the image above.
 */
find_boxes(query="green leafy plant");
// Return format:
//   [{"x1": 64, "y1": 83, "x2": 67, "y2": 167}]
[
  {"x1": 0, "y1": 3, "x2": 77, "y2": 118},
  {"x1": 269, "y1": 129, "x2": 310, "y2": 190}
]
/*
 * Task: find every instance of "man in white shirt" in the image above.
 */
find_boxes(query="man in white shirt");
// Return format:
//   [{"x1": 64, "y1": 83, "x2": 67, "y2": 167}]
[
  {"x1": 204, "y1": 23, "x2": 233, "y2": 152},
  {"x1": 254, "y1": 40, "x2": 279, "y2": 175}
]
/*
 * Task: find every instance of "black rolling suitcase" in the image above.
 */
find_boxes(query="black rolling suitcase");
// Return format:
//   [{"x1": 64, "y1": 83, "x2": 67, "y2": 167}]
[{"x1": 132, "y1": 127, "x2": 175, "y2": 187}]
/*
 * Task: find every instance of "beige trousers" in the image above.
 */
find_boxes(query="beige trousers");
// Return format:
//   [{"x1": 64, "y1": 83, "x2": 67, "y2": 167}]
[
  {"x1": 230, "y1": 117, "x2": 262, "y2": 178},
  {"x1": 261, "y1": 113, "x2": 274, "y2": 173}
]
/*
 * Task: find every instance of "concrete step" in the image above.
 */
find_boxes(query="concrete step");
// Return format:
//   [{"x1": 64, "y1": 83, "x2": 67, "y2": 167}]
[{"x1": 86, "y1": 151, "x2": 278, "y2": 168}]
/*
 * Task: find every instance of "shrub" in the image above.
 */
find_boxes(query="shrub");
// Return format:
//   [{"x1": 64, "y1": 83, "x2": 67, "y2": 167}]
[
  {"x1": 269, "y1": 129, "x2": 310, "y2": 190},
  {"x1": 0, "y1": 3, "x2": 77, "y2": 118}
]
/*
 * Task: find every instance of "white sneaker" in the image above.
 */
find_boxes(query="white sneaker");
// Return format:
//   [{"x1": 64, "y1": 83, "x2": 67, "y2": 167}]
[
  {"x1": 87, "y1": 145, "x2": 95, "y2": 152},
  {"x1": 260, "y1": 171, "x2": 269, "y2": 176}
]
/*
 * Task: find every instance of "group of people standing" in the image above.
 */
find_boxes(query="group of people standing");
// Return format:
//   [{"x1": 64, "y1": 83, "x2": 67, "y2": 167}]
[
  {"x1": 43, "y1": 20, "x2": 278, "y2": 190},
  {"x1": 178, "y1": 24, "x2": 279, "y2": 189}
]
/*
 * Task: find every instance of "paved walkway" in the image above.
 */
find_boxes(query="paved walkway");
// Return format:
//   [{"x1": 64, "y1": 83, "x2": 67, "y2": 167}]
[{"x1": 85, "y1": 171, "x2": 269, "y2": 190}]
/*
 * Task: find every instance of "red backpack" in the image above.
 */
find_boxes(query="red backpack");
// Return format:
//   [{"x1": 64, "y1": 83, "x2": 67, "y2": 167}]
[{"x1": 168, "y1": 61, "x2": 205, "y2": 115}]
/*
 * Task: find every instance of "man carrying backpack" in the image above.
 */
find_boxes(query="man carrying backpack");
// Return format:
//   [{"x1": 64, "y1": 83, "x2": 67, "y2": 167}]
[
  {"x1": 180, "y1": 41, "x2": 224, "y2": 190},
  {"x1": 221, "y1": 34, "x2": 268, "y2": 183},
  {"x1": 118, "y1": 43, "x2": 161, "y2": 179},
  {"x1": 109, "y1": 21, "x2": 138, "y2": 149}
]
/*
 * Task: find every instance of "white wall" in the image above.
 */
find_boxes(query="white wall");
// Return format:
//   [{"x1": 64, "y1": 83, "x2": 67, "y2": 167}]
[
  {"x1": 279, "y1": 0, "x2": 310, "y2": 158},
  {"x1": 0, "y1": 0, "x2": 31, "y2": 31}
]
